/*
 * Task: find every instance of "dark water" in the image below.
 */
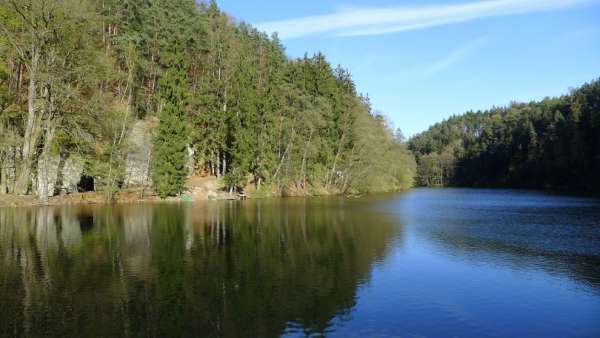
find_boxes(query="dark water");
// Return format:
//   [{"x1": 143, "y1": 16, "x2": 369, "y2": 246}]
[{"x1": 1, "y1": 189, "x2": 600, "y2": 337}]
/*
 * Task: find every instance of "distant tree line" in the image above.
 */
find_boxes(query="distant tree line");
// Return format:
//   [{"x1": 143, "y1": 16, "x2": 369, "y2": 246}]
[
  {"x1": 409, "y1": 79, "x2": 600, "y2": 194},
  {"x1": 0, "y1": 0, "x2": 415, "y2": 201}
]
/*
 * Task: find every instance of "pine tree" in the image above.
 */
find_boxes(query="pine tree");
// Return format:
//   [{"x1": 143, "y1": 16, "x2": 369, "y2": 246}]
[{"x1": 152, "y1": 44, "x2": 189, "y2": 198}]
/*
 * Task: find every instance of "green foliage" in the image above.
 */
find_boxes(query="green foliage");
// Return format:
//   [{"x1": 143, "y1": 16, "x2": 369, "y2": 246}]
[
  {"x1": 344, "y1": 110, "x2": 416, "y2": 193},
  {"x1": 152, "y1": 46, "x2": 189, "y2": 198},
  {"x1": 0, "y1": 0, "x2": 415, "y2": 199},
  {"x1": 409, "y1": 79, "x2": 600, "y2": 194},
  {"x1": 185, "y1": 5, "x2": 415, "y2": 195},
  {"x1": 223, "y1": 168, "x2": 245, "y2": 193}
]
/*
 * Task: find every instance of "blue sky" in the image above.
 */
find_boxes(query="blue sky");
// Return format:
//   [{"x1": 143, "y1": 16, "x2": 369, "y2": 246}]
[{"x1": 217, "y1": 0, "x2": 600, "y2": 136}]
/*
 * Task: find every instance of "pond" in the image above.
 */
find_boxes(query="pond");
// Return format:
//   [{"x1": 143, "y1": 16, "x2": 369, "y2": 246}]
[{"x1": 1, "y1": 189, "x2": 599, "y2": 337}]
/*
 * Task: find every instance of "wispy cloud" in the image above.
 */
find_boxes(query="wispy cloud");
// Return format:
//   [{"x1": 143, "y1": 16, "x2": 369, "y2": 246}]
[
  {"x1": 257, "y1": 0, "x2": 595, "y2": 39},
  {"x1": 422, "y1": 37, "x2": 488, "y2": 78},
  {"x1": 559, "y1": 27, "x2": 599, "y2": 41}
]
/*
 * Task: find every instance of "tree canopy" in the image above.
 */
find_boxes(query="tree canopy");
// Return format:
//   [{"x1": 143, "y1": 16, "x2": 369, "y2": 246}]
[
  {"x1": 409, "y1": 79, "x2": 600, "y2": 194},
  {"x1": 0, "y1": 0, "x2": 415, "y2": 200}
]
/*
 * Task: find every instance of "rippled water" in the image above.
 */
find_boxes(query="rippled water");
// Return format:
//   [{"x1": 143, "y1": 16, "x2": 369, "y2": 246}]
[{"x1": 1, "y1": 189, "x2": 599, "y2": 337}]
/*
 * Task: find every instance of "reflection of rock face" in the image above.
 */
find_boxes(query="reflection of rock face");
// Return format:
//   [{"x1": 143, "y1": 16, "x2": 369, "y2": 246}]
[
  {"x1": 0, "y1": 198, "x2": 400, "y2": 337},
  {"x1": 0, "y1": 207, "x2": 84, "y2": 253},
  {"x1": 122, "y1": 205, "x2": 153, "y2": 276}
]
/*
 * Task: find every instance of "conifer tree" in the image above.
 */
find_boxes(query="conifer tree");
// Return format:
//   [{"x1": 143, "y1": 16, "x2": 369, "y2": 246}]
[
  {"x1": 0, "y1": 0, "x2": 421, "y2": 200},
  {"x1": 152, "y1": 43, "x2": 189, "y2": 198}
]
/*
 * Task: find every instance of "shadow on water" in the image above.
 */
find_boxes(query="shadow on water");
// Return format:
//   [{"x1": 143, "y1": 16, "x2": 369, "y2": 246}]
[{"x1": 0, "y1": 196, "x2": 403, "y2": 337}]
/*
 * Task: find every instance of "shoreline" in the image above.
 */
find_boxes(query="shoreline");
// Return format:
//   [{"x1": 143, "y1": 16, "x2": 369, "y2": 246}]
[
  {"x1": 0, "y1": 190, "x2": 166, "y2": 208},
  {"x1": 5, "y1": 186, "x2": 597, "y2": 209},
  {"x1": 0, "y1": 186, "x2": 410, "y2": 209},
  {"x1": 0, "y1": 186, "x2": 338, "y2": 208}
]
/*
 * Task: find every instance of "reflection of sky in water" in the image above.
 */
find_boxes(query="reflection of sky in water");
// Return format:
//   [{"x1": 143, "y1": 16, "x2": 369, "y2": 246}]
[
  {"x1": 325, "y1": 189, "x2": 600, "y2": 338},
  {"x1": 389, "y1": 189, "x2": 600, "y2": 257}
]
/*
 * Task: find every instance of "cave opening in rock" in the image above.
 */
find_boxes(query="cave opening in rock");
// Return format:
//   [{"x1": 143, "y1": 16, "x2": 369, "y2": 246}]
[{"x1": 78, "y1": 175, "x2": 95, "y2": 192}]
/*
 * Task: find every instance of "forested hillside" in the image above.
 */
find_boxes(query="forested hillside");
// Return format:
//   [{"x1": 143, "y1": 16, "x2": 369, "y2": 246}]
[
  {"x1": 0, "y1": 0, "x2": 415, "y2": 202},
  {"x1": 409, "y1": 80, "x2": 600, "y2": 194}
]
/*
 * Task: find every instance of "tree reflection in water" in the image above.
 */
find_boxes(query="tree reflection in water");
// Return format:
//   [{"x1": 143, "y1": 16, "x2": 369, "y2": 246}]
[{"x1": 0, "y1": 197, "x2": 401, "y2": 337}]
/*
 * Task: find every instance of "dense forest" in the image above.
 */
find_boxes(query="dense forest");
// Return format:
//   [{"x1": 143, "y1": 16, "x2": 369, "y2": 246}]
[
  {"x1": 409, "y1": 80, "x2": 600, "y2": 194},
  {"x1": 0, "y1": 0, "x2": 415, "y2": 202}
]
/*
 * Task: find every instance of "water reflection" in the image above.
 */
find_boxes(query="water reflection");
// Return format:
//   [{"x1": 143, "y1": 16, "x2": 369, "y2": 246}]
[
  {"x1": 0, "y1": 197, "x2": 401, "y2": 337},
  {"x1": 395, "y1": 189, "x2": 600, "y2": 292}
]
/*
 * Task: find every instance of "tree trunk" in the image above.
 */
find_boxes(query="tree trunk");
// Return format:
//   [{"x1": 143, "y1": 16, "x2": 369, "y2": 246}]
[
  {"x1": 341, "y1": 146, "x2": 357, "y2": 193},
  {"x1": 216, "y1": 151, "x2": 221, "y2": 177},
  {"x1": 327, "y1": 149, "x2": 341, "y2": 189},
  {"x1": 327, "y1": 128, "x2": 347, "y2": 189},
  {"x1": 0, "y1": 120, "x2": 5, "y2": 194},
  {"x1": 327, "y1": 112, "x2": 351, "y2": 189},
  {"x1": 273, "y1": 138, "x2": 293, "y2": 180},
  {"x1": 106, "y1": 132, "x2": 118, "y2": 202},
  {"x1": 299, "y1": 130, "x2": 313, "y2": 189},
  {"x1": 0, "y1": 150, "x2": 6, "y2": 195},
  {"x1": 7, "y1": 146, "x2": 16, "y2": 194},
  {"x1": 15, "y1": 51, "x2": 40, "y2": 195}
]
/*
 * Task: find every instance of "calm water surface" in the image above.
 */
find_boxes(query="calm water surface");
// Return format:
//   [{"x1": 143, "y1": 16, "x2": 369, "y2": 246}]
[{"x1": 1, "y1": 189, "x2": 600, "y2": 337}]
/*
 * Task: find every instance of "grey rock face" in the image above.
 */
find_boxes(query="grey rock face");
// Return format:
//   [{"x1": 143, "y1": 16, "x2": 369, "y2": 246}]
[
  {"x1": 31, "y1": 118, "x2": 195, "y2": 197},
  {"x1": 124, "y1": 120, "x2": 154, "y2": 188},
  {"x1": 124, "y1": 119, "x2": 195, "y2": 188},
  {"x1": 61, "y1": 157, "x2": 85, "y2": 194},
  {"x1": 0, "y1": 148, "x2": 16, "y2": 194},
  {"x1": 187, "y1": 145, "x2": 195, "y2": 176},
  {"x1": 36, "y1": 155, "x2": 84, "y2": 197}
]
